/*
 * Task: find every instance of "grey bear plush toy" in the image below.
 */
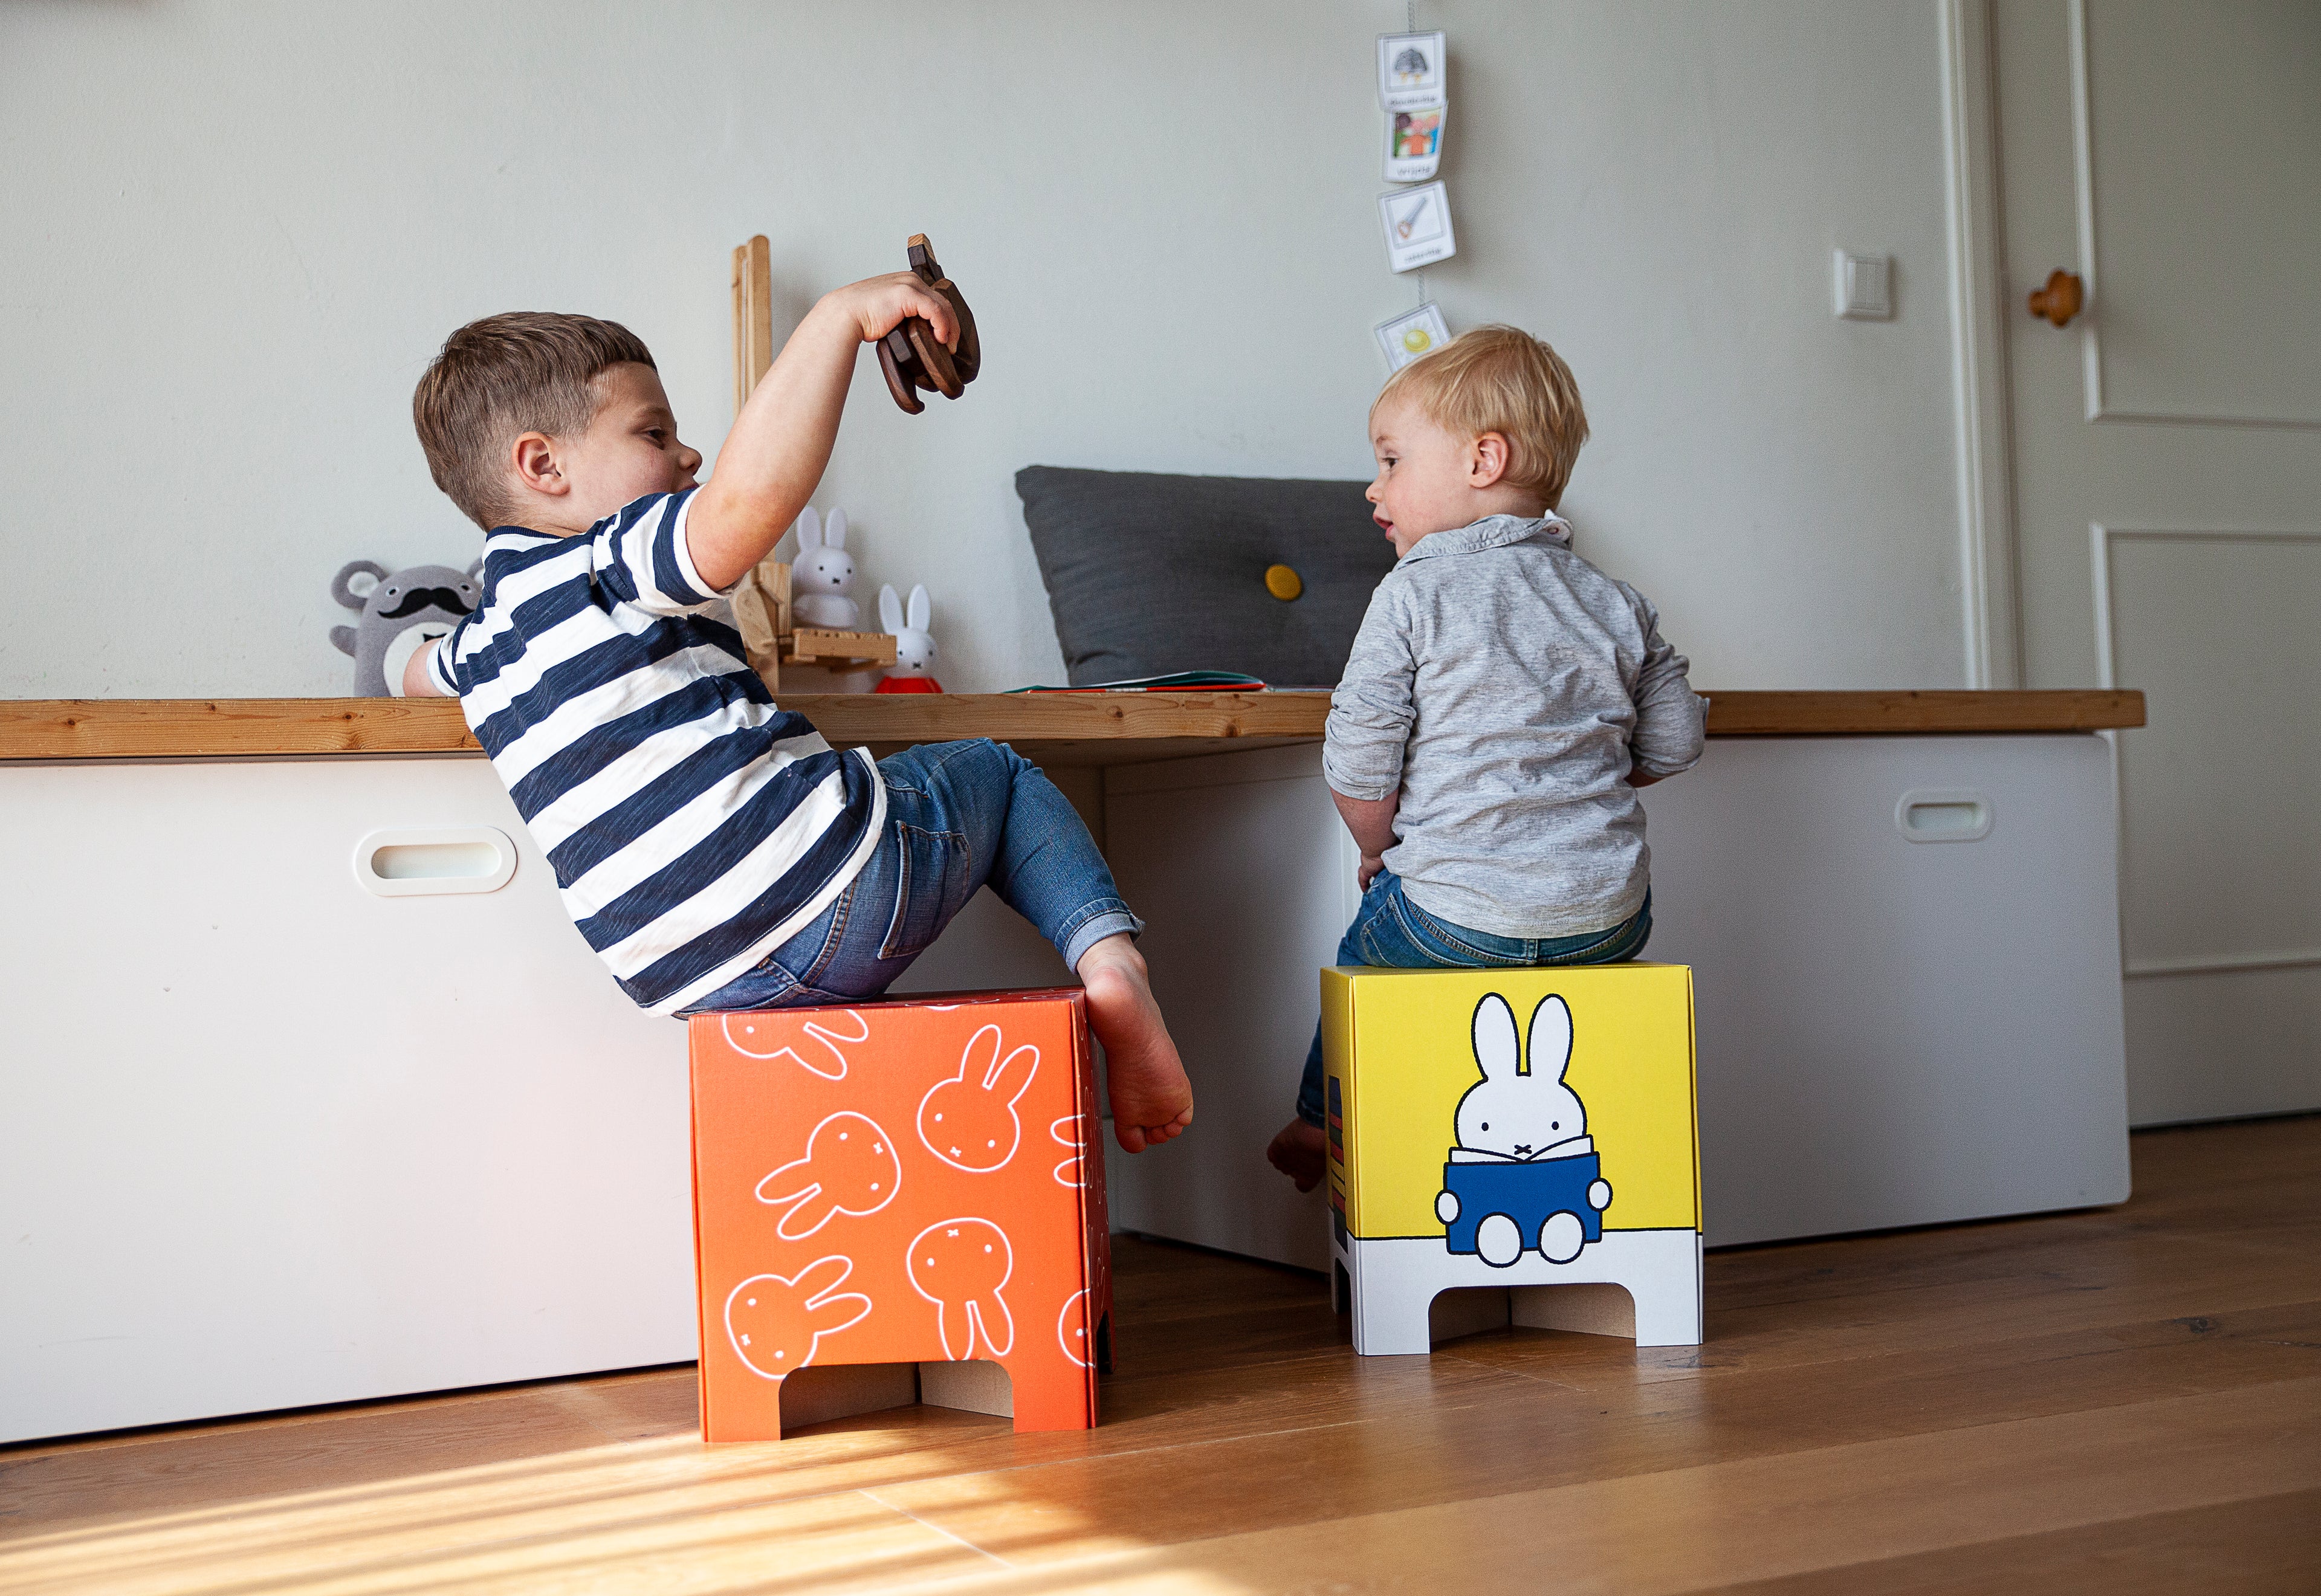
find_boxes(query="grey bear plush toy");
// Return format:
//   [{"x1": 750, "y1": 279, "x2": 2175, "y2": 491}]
[{"x1": 329, "y1": 559, "x2": 483, "y2": 696}]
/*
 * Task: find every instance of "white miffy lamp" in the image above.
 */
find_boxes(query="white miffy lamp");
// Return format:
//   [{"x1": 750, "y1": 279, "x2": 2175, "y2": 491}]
[
  {"x1": 874, "y1": 583, "x2": 943, "y2": 694},
  {"x1": 789, "y1": 507, "x2": 861, "y2": 630}
]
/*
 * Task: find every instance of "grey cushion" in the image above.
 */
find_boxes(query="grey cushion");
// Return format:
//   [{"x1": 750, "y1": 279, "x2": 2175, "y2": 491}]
[{"x1": 1016, "y1": 465, "x2": 1396, "y2": 688}]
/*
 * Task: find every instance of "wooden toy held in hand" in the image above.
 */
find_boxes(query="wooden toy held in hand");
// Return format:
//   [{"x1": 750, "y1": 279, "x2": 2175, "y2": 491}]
[{"x1": 878, "y1": 234, "x2": 981, "y2": 414}]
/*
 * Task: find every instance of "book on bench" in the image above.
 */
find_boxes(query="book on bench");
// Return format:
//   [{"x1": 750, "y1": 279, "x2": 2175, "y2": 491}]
[{"x1": 1006, "y1": 671, "x2": 1267, "y2": 694}]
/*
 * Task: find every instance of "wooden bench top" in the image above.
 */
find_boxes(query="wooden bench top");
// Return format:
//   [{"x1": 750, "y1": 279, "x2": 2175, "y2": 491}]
[{"x1": 0, "y1": 691, "x2": 2145, "y2": 766}]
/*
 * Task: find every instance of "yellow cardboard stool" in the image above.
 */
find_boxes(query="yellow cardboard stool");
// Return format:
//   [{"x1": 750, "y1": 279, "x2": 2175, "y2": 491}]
[{"x1": 1322, "y1": 964, "x2": 1703, "y2": 1354}]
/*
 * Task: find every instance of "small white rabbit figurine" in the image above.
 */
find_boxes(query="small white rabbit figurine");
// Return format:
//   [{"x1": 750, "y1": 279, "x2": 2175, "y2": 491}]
[
  {"x1": 1454, "y1": 993, "x2": 1590, "y2": 1163},
  {"x1": 875, "y1": 583, "x2": 944, "y2": 694},
  {"x1": 789, "y1": 506, "x2": 859, "y2": 629}
]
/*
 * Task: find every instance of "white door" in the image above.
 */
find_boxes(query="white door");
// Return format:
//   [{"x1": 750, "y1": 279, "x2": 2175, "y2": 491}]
[{"x1": 1992, "y1": 0, "x2": 2321, "y2": 1124}]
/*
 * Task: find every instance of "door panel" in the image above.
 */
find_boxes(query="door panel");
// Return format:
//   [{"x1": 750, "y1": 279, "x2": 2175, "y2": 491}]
[
  {"x1": 2076, "y1": 0, "x2": 2321, "y2": 424},
  {"x1": 2102, "y1": 531, "x2": 2321, "y2": 969},
  {"x1": 1996, "y1": 0, "x2": 2321, "y2": 1123}
]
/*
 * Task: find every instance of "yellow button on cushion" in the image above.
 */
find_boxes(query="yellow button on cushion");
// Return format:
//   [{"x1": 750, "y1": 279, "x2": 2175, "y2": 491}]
[{"x1": 1264, "y1": 564, "x2": 1303, "y2": 601}]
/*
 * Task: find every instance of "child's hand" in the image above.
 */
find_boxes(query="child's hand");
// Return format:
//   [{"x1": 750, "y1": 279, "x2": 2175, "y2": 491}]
[
  {"x1": 824, "y1": 272, "x2": 957, "y2": 352},
  {"x1": 1358, "y1": 852, "x2": 1387, "y2": 889}
]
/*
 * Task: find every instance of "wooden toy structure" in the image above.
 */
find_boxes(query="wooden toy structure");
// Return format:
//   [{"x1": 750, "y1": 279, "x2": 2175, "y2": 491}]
[
  {"x1": 731, "y1": 229, "x2": 977, "y2": 417},
  {"x1": 725, "y1": 231, "x2": 975, "y2": 689},
  {"x1": 1323, "y1": 964, "x2": 1704, "y2": 1355},
  {"x1": 874, "y1": 234, "x2": 980, "y2": 414},
  {"x1": 725, "y1": 549, "x2": 894, "y2": 692},
  {"x1": 688, "y1": 989, "x2": 1112, "y2": 1441}
]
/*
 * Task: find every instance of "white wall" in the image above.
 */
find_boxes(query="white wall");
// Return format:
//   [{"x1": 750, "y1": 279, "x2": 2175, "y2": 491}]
[{"x1": 0, "y1": 1, "x2": 1965, "y2": 698}]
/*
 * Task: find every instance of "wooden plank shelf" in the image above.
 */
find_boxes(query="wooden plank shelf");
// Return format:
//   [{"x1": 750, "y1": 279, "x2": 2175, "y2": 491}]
[{"x1": 0, "y1": 690, "x2": 2143, "y2": 764}]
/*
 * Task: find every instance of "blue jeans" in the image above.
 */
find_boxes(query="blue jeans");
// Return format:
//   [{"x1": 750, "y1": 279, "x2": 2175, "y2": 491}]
[
  {"x1": 1293, "y1": 870, "x2": 1652, "y2": 1125},
  {"x1": 679, "y1": 739, "x2": 1142, "y2": 1013}
]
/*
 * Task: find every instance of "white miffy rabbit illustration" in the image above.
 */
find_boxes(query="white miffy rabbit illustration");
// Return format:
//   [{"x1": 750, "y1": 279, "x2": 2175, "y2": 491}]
[
  {"x1": 1454, "y1": 993, "x2": 1588, "y2": 1161},
  {"x1": 753, "y1": 1111, "x2": 901, "y2": 1239},
  {"x1": 918, "y1": 1024, "x2": 1038, "y2": 1172},
  {"x1": 1438, "y1": 992, "x2": 1614, "y2": 1267},
  {"x1": 907, "y1": 1217, "x2": 1015, "y2": 1360},
  {"x1": 790, "y1": 506, "x2": 860, "y2": 629},
  {"x1": 725, "y1": 1255, "x2": 872, "y2": 1378},
  {"x1": 875, "y1": 583, "x2": 944, "y2": 693}
]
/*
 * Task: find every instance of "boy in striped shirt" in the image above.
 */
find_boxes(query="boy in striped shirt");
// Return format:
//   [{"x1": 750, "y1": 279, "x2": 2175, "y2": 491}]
[{"x1": 403, "y1": 281, "x2": 1191, "y2": 1153}]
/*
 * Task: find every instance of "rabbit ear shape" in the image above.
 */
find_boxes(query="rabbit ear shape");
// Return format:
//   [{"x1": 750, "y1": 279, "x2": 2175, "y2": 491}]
[
  {"x1": 986, "y1": 1042, "x2": 1040, "y2": 1105},
  {"x1": 808, "y1": 1288, "x2": 873, "y2": 1340},
  {"x1": 907, "y1": 584, "x2": 931, "y2": 632},
  {"x1": 795, "y1": 506, "x2": 821, "y2": 550},
  {"x1": 790, "y1": 1253, "x2": 854, "y2": 1305},
  {"x1": 1528, "y1": 995, "x2": 1573, "y2": 1081},
  {"x1": 957, "y1": 1023, "x2": 1002, "y2": 1085},
  {"x1": 879, "y1": 584, "x2": 905, "y2": 633},
  {"x1": 823, "y1": 508, "x2": 847, "y2": 549},
  {"x1": 1472, "y1": 993, "x2": 1519, "y2": 1081}
]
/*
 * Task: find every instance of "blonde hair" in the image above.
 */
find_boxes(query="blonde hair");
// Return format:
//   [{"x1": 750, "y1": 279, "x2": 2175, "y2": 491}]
[
  {"x1": 413, "y1": 312, "x2": 657, "y2": 529},
  {"x1": 1373, "y1": 325, "x2": 1590, "y2": 509}
]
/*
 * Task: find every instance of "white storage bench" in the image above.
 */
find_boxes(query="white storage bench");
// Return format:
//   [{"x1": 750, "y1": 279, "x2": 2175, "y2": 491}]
[{"x1": 0, "y1": 690, "x2": 2140, "y2": 1442}]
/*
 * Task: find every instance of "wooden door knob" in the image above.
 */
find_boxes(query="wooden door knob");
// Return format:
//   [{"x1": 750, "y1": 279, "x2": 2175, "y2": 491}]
[{"x1": 2027, "y1": 269, "x2": 2083, "y2": 328}]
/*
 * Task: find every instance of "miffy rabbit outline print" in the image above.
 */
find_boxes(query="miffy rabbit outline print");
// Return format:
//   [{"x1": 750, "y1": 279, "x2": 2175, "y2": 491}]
[
  {"x1": 789, "y1": 506, "x2": 859, "y2": 629},
  {"x1": 875, "y1": 582, "x2": 944, "y2": 694},
  {"x1": 725, "y1": 1255, "x2": 873, "y2": 1379},
  {"x1": 919, "y1": 1024, "x2": 1038, "y2": 1172},
  {"x1": 754, "y1": 1110, "x2": 903, "y2": 1240},
  {"x1": 688, "y1": 990, "x2": 1113, "y2": 1439},
  {"x1": 1437, "y1": 992, "x2": 1614, "y2": 1268}
]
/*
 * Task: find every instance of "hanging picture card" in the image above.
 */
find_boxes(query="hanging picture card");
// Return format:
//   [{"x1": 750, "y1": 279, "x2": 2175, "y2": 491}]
[
  {"x1": 1375, "y1": 302, "x2": 1452, "y2": 370},
  {"x1": 1377, "y1": 30, "x2": 1446, "y2": 112},
  {"x1": 1379, "y1": 181, "x2": 1456, "y2": 273},
  {"x1": 1384, "y1": 102, "x2": 1445, "y2": 183}
]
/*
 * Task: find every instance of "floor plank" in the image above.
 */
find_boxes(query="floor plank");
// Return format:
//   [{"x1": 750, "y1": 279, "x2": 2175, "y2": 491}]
[{"x1": 2, "y1": 1116, "x2": 2314, "y2": 1594}]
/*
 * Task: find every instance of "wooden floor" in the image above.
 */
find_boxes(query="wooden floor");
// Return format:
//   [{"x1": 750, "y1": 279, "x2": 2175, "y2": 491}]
[{"x1": 4, "y1": 1119, "x2": 2317, "y2": 1595}]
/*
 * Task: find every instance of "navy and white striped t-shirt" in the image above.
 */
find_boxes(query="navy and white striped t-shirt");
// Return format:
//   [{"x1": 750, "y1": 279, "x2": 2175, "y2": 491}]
[{"x1": 428, "y1": 489, "x2": 884, "y2": 1015}]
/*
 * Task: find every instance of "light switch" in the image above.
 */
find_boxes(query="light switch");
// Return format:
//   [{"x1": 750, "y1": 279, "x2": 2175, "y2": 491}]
[{"x1": 1833, "y1": 249, "x2": 1892, "y2": 320}]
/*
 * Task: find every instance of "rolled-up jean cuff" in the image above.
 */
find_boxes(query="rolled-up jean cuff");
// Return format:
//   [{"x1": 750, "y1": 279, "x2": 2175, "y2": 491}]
[{"x1": 1058, "y1": 902, "x2": 1143, "y2": 971}]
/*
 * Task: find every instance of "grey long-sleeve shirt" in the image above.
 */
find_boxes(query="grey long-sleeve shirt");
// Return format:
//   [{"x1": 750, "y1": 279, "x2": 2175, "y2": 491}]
[{"x1": 1323, "y1": 514, "x2": 1706, "y2": 939}]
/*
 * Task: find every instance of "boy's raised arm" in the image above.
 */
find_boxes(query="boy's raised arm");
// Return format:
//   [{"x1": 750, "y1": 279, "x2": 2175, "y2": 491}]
[{"x1": 684, "y1": 274, "x2": 957, "y2": 593}]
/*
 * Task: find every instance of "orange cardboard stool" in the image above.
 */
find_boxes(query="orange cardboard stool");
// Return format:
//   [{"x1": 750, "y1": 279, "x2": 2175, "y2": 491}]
[{"x1": 688, "y1": 989, "x2": 1112, "y2": 1441}]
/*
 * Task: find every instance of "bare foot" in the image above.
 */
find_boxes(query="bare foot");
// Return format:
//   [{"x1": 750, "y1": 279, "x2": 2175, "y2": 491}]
[
  {"x1": 1267, "y1": 1117, "x2": 1327, "y2": 1192},
  {"x1": 1076, "y1": 934, "x2": 1194, "y2": 1153}
]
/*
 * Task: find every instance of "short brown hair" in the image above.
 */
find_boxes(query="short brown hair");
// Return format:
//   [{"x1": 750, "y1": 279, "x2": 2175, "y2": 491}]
[
  {"x1": 413, "y1": 312, "x2": 656, "y2": 529},
  {"x1": 1373, "y1": 325, "x2": 1590, "y2": 509}
]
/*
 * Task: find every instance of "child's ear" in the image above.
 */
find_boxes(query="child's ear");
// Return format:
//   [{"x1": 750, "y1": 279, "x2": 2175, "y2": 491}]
[
  {"x1": 1469, "y1": 431, "x2": 1513, "y2": 490},
  {"x1": 510, "y1": 433, "x2": 568, "y2": 497}
]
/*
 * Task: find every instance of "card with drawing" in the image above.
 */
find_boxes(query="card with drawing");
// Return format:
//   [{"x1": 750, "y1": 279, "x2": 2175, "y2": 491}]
[
  {"x1": 1379, "y1": 181, "x2": 1455, "y2": 273},
  {"x1": 1385, "y1": 103, "x2": 1445, "y2": 184},
  {"x1": 1377, "y1": 30, "x2": 1446, "y2": 112},
  {"x1": 1375, "y1": 302, "x2": 1452, "y2": 370}
]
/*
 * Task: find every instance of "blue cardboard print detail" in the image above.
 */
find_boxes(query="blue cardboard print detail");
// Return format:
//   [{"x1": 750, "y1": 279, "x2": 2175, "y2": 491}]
[{"x1": 1433, "y1": 993, "x2": 1614, "y2": 1268}]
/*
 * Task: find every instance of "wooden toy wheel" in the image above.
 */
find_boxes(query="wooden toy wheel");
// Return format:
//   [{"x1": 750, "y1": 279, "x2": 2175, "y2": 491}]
[
  {"x1": 906, "y1": 314, "x2": 963, "y2": 399},
  {"x1": 883, "y1": 234, "x2": 978, "y2": 413},
  {"x1": 937, "y1": 278, "x2": 980, "y2": 385},
  {"x1": 877, "y1": 334, "x2": 925, "y2": 414}
]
